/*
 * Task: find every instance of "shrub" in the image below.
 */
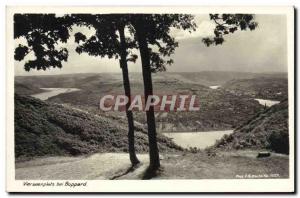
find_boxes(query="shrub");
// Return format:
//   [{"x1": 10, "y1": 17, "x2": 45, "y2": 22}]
[{"x1": 268, "y1": 131, "x2": 289, "y2": 154}]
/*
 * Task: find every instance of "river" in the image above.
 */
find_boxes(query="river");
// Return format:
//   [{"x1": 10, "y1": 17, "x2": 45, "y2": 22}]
[
  {"x1": 209, "y1": 85, "x2": 220, "y2": 89},
  {"x1": 254, "y1": 98, "x2": 280, "y2": 107},
  {"x1": 163, "y1": 130, "x2": 233, "y2": 149},
  {"x1": 31, "y1": 88, "x2": 80, "y2": 101}
]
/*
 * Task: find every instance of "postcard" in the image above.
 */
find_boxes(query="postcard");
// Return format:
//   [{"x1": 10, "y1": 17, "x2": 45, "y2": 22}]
[{"x1": 6, "y1": 6, "x2": 295, "y2": 193}]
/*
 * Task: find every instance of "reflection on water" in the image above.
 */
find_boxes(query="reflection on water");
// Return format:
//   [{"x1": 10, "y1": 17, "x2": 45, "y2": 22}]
[
  {"x1": 31, "y1": 88, "x2": 80, "y2": 101},
  {"x1": 163, "y1": 130, "x2": 233, "y2": 149},
  {"x1": 254, "y1": 98, "x2": 280, "y2": 107}
]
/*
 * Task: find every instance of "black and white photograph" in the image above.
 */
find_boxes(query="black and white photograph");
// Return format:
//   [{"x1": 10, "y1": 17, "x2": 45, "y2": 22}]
[{"x1": 5, "y1": 6, "x2": 295, "y2": 193}]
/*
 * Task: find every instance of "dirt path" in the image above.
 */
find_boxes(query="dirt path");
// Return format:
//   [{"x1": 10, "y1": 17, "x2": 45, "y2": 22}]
[
  {"x1": 16, "y1": 153, "x2": 149, "y2": 180},
  {"x1": 117, "y1": 150, "x2": 289, "y2": 179},
  {"x1": 16, "y1": 151, "x2": 289, "y2": 180}
]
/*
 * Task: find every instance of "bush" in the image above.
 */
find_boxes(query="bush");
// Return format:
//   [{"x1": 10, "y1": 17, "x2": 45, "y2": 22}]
[{"x1": 268, "y1": 131, "x2": 289, "y2": 154}]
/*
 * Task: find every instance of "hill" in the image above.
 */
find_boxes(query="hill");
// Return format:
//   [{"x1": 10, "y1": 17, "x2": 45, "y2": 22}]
[
  {"x1": 15, "y1": 94, "x2": 182, "y2": 161},
  {"x1": 15, "y1": 72, "x2": 287, "y2": 132},
  {"x1": 213, "y1": 99, "x2": 289, "y2": 154},
  {"x1": 15, "y1": 73, "x2": 266, "y2": 132},
  {"x1": 223, "y1": 77, "x2": 288, "y2": 100},
  {"x1": 15, "y1": 71, "x2": 287, "y2": 90}
]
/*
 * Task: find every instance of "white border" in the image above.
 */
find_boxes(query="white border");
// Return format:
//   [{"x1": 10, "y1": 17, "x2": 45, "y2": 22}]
[{"x1": 5, "y1": 6, "x2": 295, "y2": 193}]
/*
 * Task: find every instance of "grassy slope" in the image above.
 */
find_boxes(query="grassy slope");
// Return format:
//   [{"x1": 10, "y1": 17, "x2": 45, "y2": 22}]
[
  {"x1": 14, "y1": 83, "x2": 44, "y2": 95},
  {"x1": 15, "y1": 94, "x2": 182, "y2": 161},
  {"x1": 212, "y1": 99, "x2": 289, "y2": 153}
]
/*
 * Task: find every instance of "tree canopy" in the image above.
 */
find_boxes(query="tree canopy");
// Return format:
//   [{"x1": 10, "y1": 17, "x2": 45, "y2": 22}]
[
  {"x1": 129, "y1": 14, "x2": 197, "y2": 72},
  {"x1": 202, "y1": 14, "x2": 258, "y2": 46},
  {"x1": 14, "y1": 14, "x2": 72, "y2": 71},
  {"x1": 14, "y1": 13, "x2": 258, "y2": 72},
  {"x1": 72, "y1": 14, "x2": 197, "y2": 72},
  {"x1": 71, "y1": 14, "x2": 138, "y2": 64}
]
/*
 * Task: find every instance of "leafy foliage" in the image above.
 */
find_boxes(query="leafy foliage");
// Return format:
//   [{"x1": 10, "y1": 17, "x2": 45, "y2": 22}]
[
  {"x1": 14, "y1": 14, "x2": 72, "y2": 71},
  {"x1": 268, "y1": 131, "x2": 289, "y2": 154},
  {"x1": 129, "y1": 14, "x2": 197, "y2": 72},
  {"x1": 72, "y1": 14, "x2": 197, "y2": 72},
  {"x1": 74, "y1": 32, "x2": 87, "y2": 43},
  {"x1": 14, "y1": 13, "x2": 256, "y2": 72},
  {"x1": 203, "y1": 14, "x2": 258, "y2": 46},
  {"x1": 14, "y1": 44, "x2": 29, "y2": 61},
  {"x1": 213, "y1": 99, "x2": 289, "y2": 154},
  {"x1": 70, "y1": 14, "x2": 137, "y2": 61}
]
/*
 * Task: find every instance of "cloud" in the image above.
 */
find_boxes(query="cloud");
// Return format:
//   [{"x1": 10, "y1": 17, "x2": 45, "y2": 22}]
[
  {"x1": 172, "y1": 15, "x2": 215, "y2": 40},
  {"x1": 169, "y1": 15, "x2": 287, "y2": 73}
]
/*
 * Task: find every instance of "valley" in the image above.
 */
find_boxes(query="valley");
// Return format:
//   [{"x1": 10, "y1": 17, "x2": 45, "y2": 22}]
[
  {"x1": 14, "y1": 71, "x2": 289, "y2": 179},
  {"x1": 16, "y1": 71, "x2": 287, "y2": 132}
]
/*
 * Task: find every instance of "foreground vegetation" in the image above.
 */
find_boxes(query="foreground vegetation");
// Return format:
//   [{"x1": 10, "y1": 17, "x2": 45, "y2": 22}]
[
  {"x1": 15, "y1": 94, "x2": 182, "y2": 161},
  {"x1": 213, "y1": 99, "x2": 289, "y2": 154}
]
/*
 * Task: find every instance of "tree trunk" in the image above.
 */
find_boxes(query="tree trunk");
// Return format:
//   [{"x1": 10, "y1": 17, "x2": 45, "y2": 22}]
[
  {"x1": 118, "y1": 27, "x2": 140, "y2": 166},
  {"x1": 134, "y1": 21, "x2": 160, "y2": 170}
]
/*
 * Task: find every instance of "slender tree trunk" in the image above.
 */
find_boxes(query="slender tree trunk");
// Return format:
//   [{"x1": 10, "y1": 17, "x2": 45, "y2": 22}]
[
  {"x1": 118, "y1": 27, "x2": 140, "y2": 166},
  {"x1": 134, "y1": 21, "x2": 160, "y2": 170}
]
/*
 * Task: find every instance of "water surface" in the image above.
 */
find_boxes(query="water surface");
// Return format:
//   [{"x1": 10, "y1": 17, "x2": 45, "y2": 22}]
[
  {"x1": 163, "y1": 130, "x2": 233, "y2": 149},
  {"x1": 31, "y1": 88, "x2": 80, "y2": 101},
  {"x1": 254, "y1": 98, "x2": 280, "y2": 107},
  {"x1": 209, "y1": 85, "x2": 220, "y2": 89}
]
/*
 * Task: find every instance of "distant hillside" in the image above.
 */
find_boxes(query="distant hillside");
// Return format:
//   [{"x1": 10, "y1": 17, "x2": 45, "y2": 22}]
[
  {"x1": 15, "y1": 94, "x2": 182, "y2": 161},
  {"x1": 15, "y1": 71, "x2": 287, "y2": 91},
  {"x1": 15, "y1": 82, "x2": 44, "y2": 95},
  {"x1": 213, "y1": 99, "x2": 289, "y2": 154},
  {"x1": 223, "y1": 77, "x2": 288, "y2": 100},
  {"x1": 15, "y1": 72, "x2": 287, "y2": 132},
  {"x1": 15, "y1": 73, "x2": 265, "y2": 132},
  {"x1": 154, "y1": 71, "x2": 286, "y2": 86}
]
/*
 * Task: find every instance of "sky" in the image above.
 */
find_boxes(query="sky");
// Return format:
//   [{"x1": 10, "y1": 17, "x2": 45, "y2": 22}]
[{"x1": 14, "y1": 14, "x2": 287, "y2": 76}]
